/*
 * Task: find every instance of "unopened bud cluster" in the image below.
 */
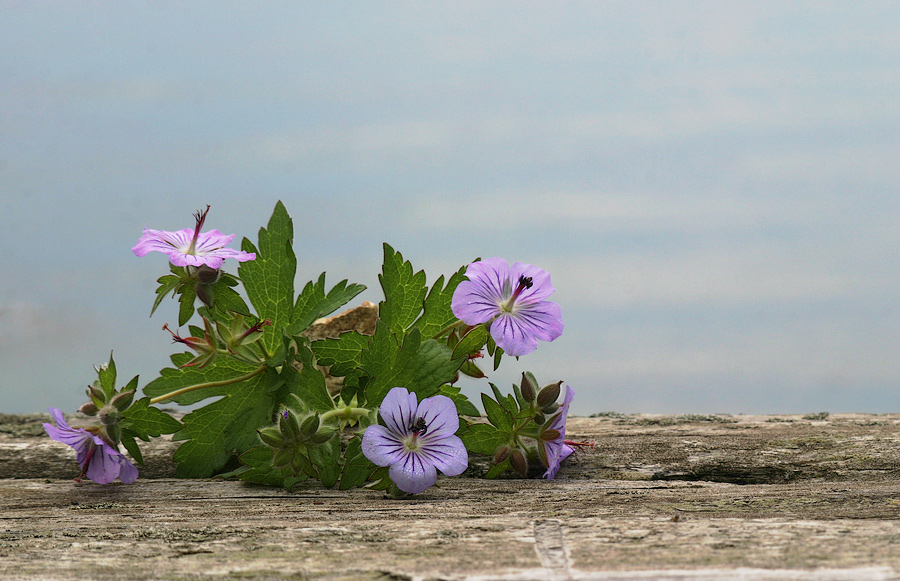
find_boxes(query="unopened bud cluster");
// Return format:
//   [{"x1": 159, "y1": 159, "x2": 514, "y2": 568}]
[{"x1": 258, "y1": 406, "x2": 336, "y2": 477}]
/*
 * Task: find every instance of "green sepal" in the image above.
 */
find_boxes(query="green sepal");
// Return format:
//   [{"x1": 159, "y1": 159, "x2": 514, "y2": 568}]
[
  {"x1": 119, "y1": 432, "x2": 144, "y2": 465},
  {"x1": 451, "y1": 324, "x2": 488, "y2": 360}
]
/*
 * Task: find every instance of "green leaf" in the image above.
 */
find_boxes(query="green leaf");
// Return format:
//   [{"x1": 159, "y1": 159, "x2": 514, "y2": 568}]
[
  {"x1": 285, "y1": 346, "x2": 334, "y2": 413},
  {"x1": 439, "y1": 385, "x2": 480, "y2": 417},
  {"x1": 120, "y1": 433, "x2": 145, "y2": 465},
  {"x1": 151, "y1": 273, "x2": 183, "y2": 317},
  {"x1": 460, "y1": 422, "x2": 506, "y2": 455},
  {"x1": 338, "y1": 438, "x2": 374, "y2": 490},
  {"x1": 360, "y1": 322, "x2": 463, "y2": 406},
  {"x1": 170, "y1": 367, "x2": 276, "y2": 478},
  {"x1": 310, "y1": 331, "x2": 368, "y2": 377},
  {"x1": 236, "y1": 446, "x2": 307, "y2": 490},
  {"x1": 289, "y1": 273, "x2": 366, "y2": 335},
  {"x1": 481, "y1": 393, "x2": 513, "y2": 432},
  {"x1": 307, "y1": 434, "x2": 341, "y2": 488},
  {"x1": 412, "y1": 264, "x2": 467, "y2": 338},
  {"x1": 121, "y1": 397, "x2": 182, "y2": 439},
  {"x1": 378, "y1": 243, "x2": 427, "y2": 334},
  {"x1": 485, "y1": 457, "x2": 511, "y2": 479},
  {"x1": 97, "y1": 354, "x2": 117, "y2": 399},
  {"x1": 207, "y1": 274, "x2": 251, "y2": 316},
  {"x1": 239, "y1": 200, "x2": 296, "y2": 355},
  {"x1": 178, "y1": 283, "x2": 197, "y2": 326},
  {"x1": 142, "y1": 354, "x2": 261, "y2": 406}
]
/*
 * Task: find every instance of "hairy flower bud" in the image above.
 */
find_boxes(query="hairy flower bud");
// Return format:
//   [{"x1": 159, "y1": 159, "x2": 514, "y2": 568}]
[
  {"x1": 510, "y1": 448, "x2": 528, "y2": 477},
  {"x1": 493, "y1": 444, "x2": 511, "y2": 465},
  {"x1": 279, "y1": 411, "x2": 302, "y2": 442},
  {"x1": 520, "y1": 372, "x2": 538, "y2": 403},
  {"x1": 300, "y1": 414, "x2": 321, "y2": 438},
  {"x1": 258, "y1": 426, "x2": 285, "y2": 448},
  {"x1": 195, "y1": 264, "x2": 221, "y2": 284},
  {"x1": 541, "y1": 428, "x2": 561, "y2": 441},
  {"x1": 110, "y1": 389, "x2": 136, "y2": 412},
  {"x1": 77, "y1": 401, "x2": 99, "y2": 416},
  {"x1": 87, "y1": 384, "x2": 107, "y2": 405},
  {"x1": 536, "y1": 381, "x2": 562, "y2": 408}
]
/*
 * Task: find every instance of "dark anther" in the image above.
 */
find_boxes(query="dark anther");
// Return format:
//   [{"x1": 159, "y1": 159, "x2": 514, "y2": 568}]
[
  {"x1": 409, "y1": 417, "x2": 428, "y2": 435},
  {"x1": 518, "y1": 275, "x2": 534, "y2": 289}
]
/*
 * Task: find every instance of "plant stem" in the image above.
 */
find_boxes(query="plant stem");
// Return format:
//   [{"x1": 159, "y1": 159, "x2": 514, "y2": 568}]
[{"x1": 148, "y1": 365, "x2": 266, "y2": 405}]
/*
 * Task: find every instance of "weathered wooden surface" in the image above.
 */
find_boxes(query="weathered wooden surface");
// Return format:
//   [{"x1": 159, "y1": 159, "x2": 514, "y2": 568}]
[{"x1": 3, "y1": 413, "x2": 900, "y2": 579}]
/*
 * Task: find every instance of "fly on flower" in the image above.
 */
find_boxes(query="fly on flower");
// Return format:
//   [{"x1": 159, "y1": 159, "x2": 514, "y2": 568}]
[
  {"x1": 362, "y1": 387, "x2": 468, "y2": 494},
  {"x1": 451, "y1": 258, "x2": 563, "y2": 356}
]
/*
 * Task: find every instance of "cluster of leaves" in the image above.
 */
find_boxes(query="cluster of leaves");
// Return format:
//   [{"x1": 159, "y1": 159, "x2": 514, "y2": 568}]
[{"x1": 130, "y1": 201, "x2": 481, "y2": 489}]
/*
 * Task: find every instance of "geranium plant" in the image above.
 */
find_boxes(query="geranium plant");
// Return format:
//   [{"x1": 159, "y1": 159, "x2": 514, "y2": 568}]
[{"x1": 44, "y1": 201, "x2": 585, "y2": 494}]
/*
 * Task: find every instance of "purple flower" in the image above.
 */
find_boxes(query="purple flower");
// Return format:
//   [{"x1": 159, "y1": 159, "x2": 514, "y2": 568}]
[
  {"x1": 540, "y1": 385, "x2": 575, "y2": 479},
  {"x1": 132, "y1": 205, "x2": 255, "y2": 269},
  {"x1": 362, "y1": 387, "x2": 468, "y2": 494},
  {"x1": 451, "y1": 258, "x2": 563, "y2": 356},
  {"x1": 43, "y1": 408, "x2": 138, "y2": 484}
]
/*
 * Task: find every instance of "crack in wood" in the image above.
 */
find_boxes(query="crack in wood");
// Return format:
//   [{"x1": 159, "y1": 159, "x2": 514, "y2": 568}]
[{"x1": 533, "y1": 519, "x2": 572, "y2": 581}]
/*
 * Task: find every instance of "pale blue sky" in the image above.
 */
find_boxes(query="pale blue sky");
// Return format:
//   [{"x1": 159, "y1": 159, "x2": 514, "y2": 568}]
[{"x1": 2, "y1": 2, "x2": 899, "y2": 415}]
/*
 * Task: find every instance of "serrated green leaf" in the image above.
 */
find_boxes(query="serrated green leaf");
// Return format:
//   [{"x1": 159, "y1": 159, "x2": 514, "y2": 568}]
[
  {"x1": 97, "y1": 354, "x2": 117, "y2": 399},
  {"x1": 307, "y1": 434, "x2": 341, "y2": 488},
  {"x1": 142, "y1": 354, "x2": 261, "y2": 406},
  {"x1": 151, "y1": 274, "x2": 183, "y2": 317},
  {"x1": 460, "y1": 422, "x2": 506, "y2": 455},
  {"x1": 289, "y1": 273, "x2": 366, "y2": 335},
  {"x1": 285, "y1": 347, "x2": 334, "y2": 413},
  {"x1": 171, "y1": 367, "x2": 276, "y2": 477},
  {"x1": 207, "y1": 275, "x2": 251, "y2": 316},
  {"x1": 378, "y1": 243, "x2": 427, "y2": 334},
  {"x1": 121, "y1": 397, "x2": 182, "y2": 439},
  {"x1": 239, "y1": 201, "x2": 296, "y2": 355},
  {"x1": 178, "y1": 283, "x2": 197, "y2": 326},
  {"x1": 310, "y1": 331, "x2": 368, "y2": 377},
  {"x1": 412, "y1": 264, "x2": 467, "y2": 338},
  {"x1": 361, "y1": 323, "x2": 462, "y2": 406}
]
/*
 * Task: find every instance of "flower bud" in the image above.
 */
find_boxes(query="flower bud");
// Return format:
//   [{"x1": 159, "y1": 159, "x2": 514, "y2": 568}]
[
  {"x1": 510, "y1": 448, "x2": 528, "y2": 477},
  {"x1": 536, "y1": 381, "x2": 562, "y2": 408},
  {"x1": 493, "y1": 444, "x2": 511, "y2": 465},
  {"x1": 258, "y1": 426, "x2": 285, "y2": 448},
  {"x1": 541, "y1": 428, "x2": 561, "y2": 441},
  {"x1": 300, "y1": 414, "x2": 321, "y2": 438},
  {"x1": 309, "y1": 427, "x2": 336, "y2": 445},
  {"x1": 110, "y1": 389, "x2": 136, "y2": 412},
  {"x1": 77, "y1": 401, "x2": 99, "y2": 416},
  {"x1": 520, "y1": 372, "x2": 538, "y2": 403},
  {"x1": 279, "y1": 411, "x2": 302, "y2": 441},
  {"x1": 196, "y1": 264, "x2": 221, "y2": 284}
]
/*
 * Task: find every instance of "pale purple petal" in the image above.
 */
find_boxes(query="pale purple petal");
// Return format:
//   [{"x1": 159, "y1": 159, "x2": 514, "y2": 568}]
[
  {"x1": 361, "y1": 424, "x2": 406, "y2": 467},
  {"x1": 451, "y1": 257, "x2": 563, "y2": 355},
  {"x1": 415, "y1": 395, "x2": 459, "y2": 438},
  {"x1": 418, "y1": 434, "x2": 468, "y2": 477},
  {"x1": 388, "y1": 451, "x2": 438, "y2": 494},
  {"x1": 132, "y1": 227, "x2": 255, "y2": 268},
  {"x1": 379, "y1": 387, "x2": 418, "y2": 437},
  {"x1": 543, "y1": 385, "x2": 575, "y2": 479},
  {"x1": 508, "y1": 262, "x2": 556, "y2": 303}
]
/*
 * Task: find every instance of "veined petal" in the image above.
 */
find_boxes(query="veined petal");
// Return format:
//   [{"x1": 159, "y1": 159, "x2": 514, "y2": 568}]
[
  {"x1": 490, "y1": 312, "x2": 540, "y2": 356},
  {"x1": 361, "y1": 425, "x2": 406, "y2": 467},
  {"x1": 513, "y1": 300, "x2": 564, "y2": 342},
  {"x1": 389, "y1": 451, "x2": 438, "y2": 494},
  {"x1": 509, "y1": 262, "x2": 556, "y2": 303},
  {"x1": 415, "y1": 395, "x2": 459, "y2": 438},
  {"x1": 84, "y1": 444, "x2": 124, "y2": 485},
  {"x1": 131, "y1": 228, "x2": 194, "y2": 256},
  {"x1": 379, "y1": 387, "x2": 419, "y2": 437},
  {"x1": 419, "y1": 434, "x2": 468, "y2": 477}
]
